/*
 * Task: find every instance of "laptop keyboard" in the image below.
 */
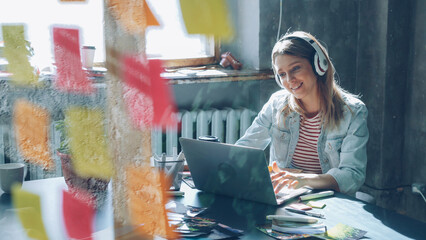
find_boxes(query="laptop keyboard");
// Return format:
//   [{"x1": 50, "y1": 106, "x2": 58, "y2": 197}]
[{"x1": 276, "y1": 186, "x2": 312, "y2": 201}]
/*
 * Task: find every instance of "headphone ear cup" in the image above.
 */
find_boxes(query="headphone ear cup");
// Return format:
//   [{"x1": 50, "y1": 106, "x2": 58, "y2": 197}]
[{"x1": 313, "y1": 53, "x2": 328, "y2": 76}]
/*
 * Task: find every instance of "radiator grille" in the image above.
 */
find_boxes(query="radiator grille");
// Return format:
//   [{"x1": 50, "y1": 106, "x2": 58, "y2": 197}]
[
  {"x1": 0, "y1": 108, "x2": 256, "y2": 179},
  {"x1": 151, "y1": 108, "x2": 256, "y2": 156}
]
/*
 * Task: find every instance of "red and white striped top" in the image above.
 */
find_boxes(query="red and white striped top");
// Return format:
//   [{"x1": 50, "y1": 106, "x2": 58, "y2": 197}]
[{"x1": 292, "y1": 113, "x2": 322, "y2": 174}]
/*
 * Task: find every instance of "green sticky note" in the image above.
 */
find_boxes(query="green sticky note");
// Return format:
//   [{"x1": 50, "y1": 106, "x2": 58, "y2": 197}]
[
  {"x1": 179, "y1": 0, "x2": 234, "y2": 40},
  {"x1": 65, "y1": 107, "x2": 114, "y2": 180},
  {"x1": 12, "y1": 185, "x2": 49, "y2": 240},
  {"x1": 2, "y1": 25, "x2": 38, "y2": 85}
]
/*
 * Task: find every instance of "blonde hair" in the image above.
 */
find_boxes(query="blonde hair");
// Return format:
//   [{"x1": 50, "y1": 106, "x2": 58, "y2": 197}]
[{"x1": 272, "y1": 31, "x2": 353, "y2": 129}]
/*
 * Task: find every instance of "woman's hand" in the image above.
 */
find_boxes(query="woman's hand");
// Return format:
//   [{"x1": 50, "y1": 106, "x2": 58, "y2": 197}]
[
  {"x1": 270, "y1": 162, "x2": 340, "y2": 193},
  {"x1": 270, "y1": 162, "x2": 306, "y2": 193}
]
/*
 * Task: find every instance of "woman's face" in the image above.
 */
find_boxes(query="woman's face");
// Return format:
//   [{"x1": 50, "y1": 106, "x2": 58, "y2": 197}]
[{"x1": 274, "y1": 54, "x2": 319, "y2": 105}]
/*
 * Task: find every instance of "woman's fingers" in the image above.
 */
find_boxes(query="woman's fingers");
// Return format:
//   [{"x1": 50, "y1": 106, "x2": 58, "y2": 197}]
[
  {"x1": 270, "y1": 171, "x2": 286, "y2": 181},
  {"x1": 272, "y1": 161, "x2": 281, "y2": 173},
  {"x1": 274, "y1": 178, "x2": 290, "y2": 193},
  {"x1": 288, "y1": 180, "x2": 299, "y2": 189}
]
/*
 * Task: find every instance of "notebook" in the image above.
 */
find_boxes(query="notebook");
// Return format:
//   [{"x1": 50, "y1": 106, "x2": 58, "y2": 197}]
[{"x1": 179, "y1": 138, "x2": 311, "y2": 205}]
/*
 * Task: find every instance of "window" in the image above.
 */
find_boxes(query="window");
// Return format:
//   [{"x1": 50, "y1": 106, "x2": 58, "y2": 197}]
[
  {"x1": 0, "y1": 0, "x2": 104, "y2": 68},
  {"x1": 0, "y1": 0, "x2": 217, "y2": 69},
  {"x1": 146, "y1": 0, "x2": 219, "y2": 68}
]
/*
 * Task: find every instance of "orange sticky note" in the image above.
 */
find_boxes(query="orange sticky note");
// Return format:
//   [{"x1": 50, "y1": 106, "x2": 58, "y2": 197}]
[
  {"x1": 108, "y1": 0, "x2": 160, "y2": 34},
  {"x1": 2, "y1": 24, "x2": 38, "y2": 85},
  {"x1": 65, "y1": 107, "x2": 113, "y2": 180},
  {"x1": 179, "y1": 0, "x2": 234, "y2": 40},
  {"x1": 144, "y1": 0, "x2": 160, "y2": 26},
  {"x1": 13, "y1": 99, "x2": 54, "y2": 170},
  {"x1": 126, "y1": 166, "x2": 177, "y2": 239},
  {"x1": 12, "y1": 186, "x2": 49, "y2": 240}
]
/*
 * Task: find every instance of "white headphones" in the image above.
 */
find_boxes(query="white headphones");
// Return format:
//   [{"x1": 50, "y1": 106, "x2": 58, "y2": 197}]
[{"x1": 274, "y1": 33, "x2": 329, "y2": 88}]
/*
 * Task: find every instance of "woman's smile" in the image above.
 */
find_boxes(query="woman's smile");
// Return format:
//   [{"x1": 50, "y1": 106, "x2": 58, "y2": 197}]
[{"x1": 290, "y1": 82, "x2": 303, "y2": 91}]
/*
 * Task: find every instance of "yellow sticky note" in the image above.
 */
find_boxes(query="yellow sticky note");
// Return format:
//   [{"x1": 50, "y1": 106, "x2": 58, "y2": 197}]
[
  {"x1": 65, "y1": 107, "x2": 113, "y2": 180},
  {"x1": 126, "y1": 166, "x2": 177, "y2": 239},
  {"x1": 307, "y1": 201, "x2": 326, "y2": 209},
  {"x1": 12, "y1": 186, "x2": 49, "y2": 240},
  {"x1": 2, "y1": 25, "x2": 38, "y2": 85},
  {"x1": 179, "y1": 0, "x2": 234, "y2": 40},
  {"x1": 13, "y1": 100, "x2": 54, "y2": 170}
]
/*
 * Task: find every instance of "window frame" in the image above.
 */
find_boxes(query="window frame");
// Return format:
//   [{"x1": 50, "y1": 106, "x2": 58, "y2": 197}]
[{"x1": 148, "y1": 39, "x2": 221, "y2": 69}]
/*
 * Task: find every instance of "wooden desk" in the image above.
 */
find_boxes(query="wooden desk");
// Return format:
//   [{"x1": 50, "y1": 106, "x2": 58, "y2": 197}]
[
  {"x1": 176, "y1": 183, "x2": 426, "y2": 239},
  {"x1": 1, "y1": 177, "x2": 425, "y2": 239}
]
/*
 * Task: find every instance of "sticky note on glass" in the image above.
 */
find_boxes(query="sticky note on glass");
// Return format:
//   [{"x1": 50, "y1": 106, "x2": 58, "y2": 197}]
[
  {"x1": 123, "y1": 85, "x2": 154, "y2": 130},
  {"x1": 126, "y1": 166, "x2": 177, "y2": 239},
  {"x1": 62, "y1": 190, "x2": 94, "y2": 240},
  {"x1": 12, "y1": 186, "x2": 49, "y2": 240},
  {"x1": 107, "y1": 0, "x2": 159, "y2": 34},
  {"x1": 13, "y1": 99, "x2": 54, "y2": 170},
  {"x1": 179, "y1": 0, "x2": 234, "y2": 40},
  {"x1": 2, "y1": 24, "x2": 38, "y2": 85},
  {"x1": 52, "y1": 27, "x2": 93, "y2": 94},
  {"x1": 123, "y1": 56, "x2": 177, "y2": 128},
  {"x1": 65, "y1": 107, "x2": 113, "y2": 180}
]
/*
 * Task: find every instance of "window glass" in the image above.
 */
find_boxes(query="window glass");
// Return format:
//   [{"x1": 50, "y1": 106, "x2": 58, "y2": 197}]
[
  {"x1": 146, "y1": 0, "x2": 215, "y2": 60},
  {"x1": 0, "y1": 0, "x2": 104, "y2": 68},
  {"x1": 0, "y1": 0, "x2": 216, "y2": 69}
]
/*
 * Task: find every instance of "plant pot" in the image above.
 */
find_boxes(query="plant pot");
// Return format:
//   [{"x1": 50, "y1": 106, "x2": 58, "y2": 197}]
[{"x1": 57, "y1": 151, "x2": 109, "y2": 208}]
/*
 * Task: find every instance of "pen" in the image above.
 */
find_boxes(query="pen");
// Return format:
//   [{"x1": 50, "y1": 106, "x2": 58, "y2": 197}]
[
  {"x1": 266, "y1": 215, "x2": 318, "y2": 223},
  {"x1": 166, "y1": 191, "x2": 185, "y2": 196},
  {"x1": 284, "y1": 207, "x2": 325, "y2": 218},
  {"x1": 299, "y1": 190, "x2": 334, "y2": 201}
]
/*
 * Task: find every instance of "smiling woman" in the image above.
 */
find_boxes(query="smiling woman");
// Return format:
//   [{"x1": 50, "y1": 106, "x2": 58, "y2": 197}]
[{"x1": 236, "y1": 31, "x2": 369, "y2": 197}]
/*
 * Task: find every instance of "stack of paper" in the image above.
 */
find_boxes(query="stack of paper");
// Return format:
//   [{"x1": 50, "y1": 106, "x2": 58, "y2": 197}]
[
  {"x1": 266, "y1": 215, "x2": 326, "y2": 235},
  {"x1": 271, "y1": 219, "x2": 326, "y2": 235}
]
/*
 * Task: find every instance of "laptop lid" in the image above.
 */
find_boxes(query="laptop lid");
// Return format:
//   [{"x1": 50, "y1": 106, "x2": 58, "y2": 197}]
[{"x1": 179, "y1": 137, "x2": 280, "y2": 205}]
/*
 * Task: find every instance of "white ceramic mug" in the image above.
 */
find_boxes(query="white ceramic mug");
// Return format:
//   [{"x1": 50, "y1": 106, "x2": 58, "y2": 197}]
[
  {"x1": 0, "y1": 163, "x2": 26, "y2": 193},
  {"x1": 81, "y1": 46, "x2": 96, "y2": 68}
]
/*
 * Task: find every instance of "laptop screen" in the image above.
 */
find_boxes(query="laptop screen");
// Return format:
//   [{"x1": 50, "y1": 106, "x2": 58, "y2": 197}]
[{"x1": 179, "y1": 137, "x2": 279, "y2": 205}]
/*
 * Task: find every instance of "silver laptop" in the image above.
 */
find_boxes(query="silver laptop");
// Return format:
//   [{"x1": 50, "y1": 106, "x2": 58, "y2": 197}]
[{"x1": 179, "y1": 137, "x2": 311, "y2": 205}]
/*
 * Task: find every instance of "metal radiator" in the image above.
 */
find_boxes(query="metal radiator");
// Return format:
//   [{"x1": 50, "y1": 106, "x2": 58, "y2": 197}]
[
  {"x1": 0, "y1": 108, "x2": 256, "y2": 179},
  {"x1": 151, "y1": 108, "x2": 256, "y2": 156}
]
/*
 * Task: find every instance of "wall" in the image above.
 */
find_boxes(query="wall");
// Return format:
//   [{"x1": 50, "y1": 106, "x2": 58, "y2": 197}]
[
  {"x1": 402, "y1": 0, "x2": 426, "y2": 222},
  {"x1": 221, "y1": 0, "x2": 426, "y2": 222}
]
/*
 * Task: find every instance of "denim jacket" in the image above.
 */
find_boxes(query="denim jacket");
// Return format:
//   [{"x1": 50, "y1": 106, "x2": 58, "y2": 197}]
[{"x1": 236, "y1": 90, "x2": 369, "y2": 196}]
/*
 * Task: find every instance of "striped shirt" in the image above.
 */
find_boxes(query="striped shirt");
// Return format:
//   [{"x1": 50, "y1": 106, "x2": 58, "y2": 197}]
[{"x1": 292, "y1": 113, "x2": 322, "y2": 174}]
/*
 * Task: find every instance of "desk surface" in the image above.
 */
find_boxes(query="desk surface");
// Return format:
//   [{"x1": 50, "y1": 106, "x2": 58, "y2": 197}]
[{"x1": 1, "y1": 177, "x2": 425, "y2": 240}]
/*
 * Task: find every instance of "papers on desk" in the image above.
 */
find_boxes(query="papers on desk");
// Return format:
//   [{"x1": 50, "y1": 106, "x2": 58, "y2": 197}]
[
  {"x1": 166, "y1": 201, "x2": 243, "y2": 239},
  {"x1": 258, "y1": 222, "x2": 367, "y2": 240}
]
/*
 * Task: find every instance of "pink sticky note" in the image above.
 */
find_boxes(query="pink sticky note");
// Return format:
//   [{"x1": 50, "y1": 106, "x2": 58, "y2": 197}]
[
  {"x1": 52, "y1": 27, "x2": 93, "y2": 94},
  {"x1": 123, "y1": 56, "x2": 177, "y2": 129},
  {"x1": 62, "y1": 190, "x2": 95, "y2": 240},
  {"x1": 123, "y1": 85, "x2": 154, "y2": 130},
  {"x1": 149, "y1": 59, "x2": 177, "y2": 127}
]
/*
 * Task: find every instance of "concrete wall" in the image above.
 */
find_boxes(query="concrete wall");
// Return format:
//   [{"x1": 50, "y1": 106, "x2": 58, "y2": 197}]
[{"x1": 220, "y1": 0, "x2": 426, "y2": 222}]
